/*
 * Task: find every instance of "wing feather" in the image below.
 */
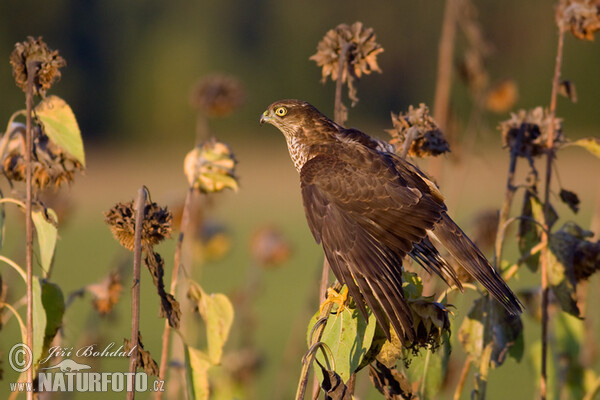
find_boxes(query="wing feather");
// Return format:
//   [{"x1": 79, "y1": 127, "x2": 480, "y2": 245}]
[{"x1": 300, "y1": 148, "x2": 447, "y2": 341}]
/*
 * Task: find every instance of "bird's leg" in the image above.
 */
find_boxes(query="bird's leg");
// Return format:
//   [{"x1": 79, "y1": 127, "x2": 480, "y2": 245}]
[{"x1": 319, "y1": 285, "x2": 349, "y2": 315}]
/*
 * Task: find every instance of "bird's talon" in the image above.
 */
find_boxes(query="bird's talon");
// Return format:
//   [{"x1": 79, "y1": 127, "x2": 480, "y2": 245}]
[{"x1": 319, "y1": 286, "x2": 349, "y2": 315}]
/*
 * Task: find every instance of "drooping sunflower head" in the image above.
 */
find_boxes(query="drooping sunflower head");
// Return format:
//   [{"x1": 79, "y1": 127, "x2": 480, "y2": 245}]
[{"x1": 9, "y1": 36, "x2": 66, "y2": 96}]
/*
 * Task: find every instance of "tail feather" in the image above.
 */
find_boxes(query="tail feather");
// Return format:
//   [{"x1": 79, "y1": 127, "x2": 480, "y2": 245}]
[{"x1": 429, "y1": 213, "x2": 523, "y2": 315}]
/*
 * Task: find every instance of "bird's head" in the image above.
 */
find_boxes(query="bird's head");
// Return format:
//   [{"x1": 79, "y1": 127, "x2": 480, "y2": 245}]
[{"x1": 260, "y1": 99, "x2": 330, "y2": 139}]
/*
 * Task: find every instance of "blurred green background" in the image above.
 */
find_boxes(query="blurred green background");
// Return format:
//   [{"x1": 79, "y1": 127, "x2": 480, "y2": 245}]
[{"x1": 1, "y1": 1, "x2": 599, "y2": 399}]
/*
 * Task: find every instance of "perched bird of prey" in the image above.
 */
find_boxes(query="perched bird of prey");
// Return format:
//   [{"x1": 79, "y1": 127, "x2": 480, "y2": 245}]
[{"x1": 260, "y1": 99, "x2": 523, "y2": 343}]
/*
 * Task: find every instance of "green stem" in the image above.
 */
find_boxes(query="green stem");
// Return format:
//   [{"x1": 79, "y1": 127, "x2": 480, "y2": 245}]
[
  {"x1": 453, "y1": 356, "x2": 472, "y2": 400},
  {"x1": 419, "y1": 348, "x2": 432, "y2": 398},
  {"x1": 295, "y1": 282, "x2": 342, "y2": 400},
  {"x1": 0, "y1": 255, "x2": 27, "y2": 283},
  {"x1": 0, "y1": 198, "x2": 26, "y2": 209},
  {"x1": 0, "y1": 301, "x2": 27, "y2": 341},
  {"x1": 539, "y1": 27, "x2": 564, "y2": 400},
  {"x1": 0, "y1": 110, "x2": 26, "y2": 161},
  {"x1": 156, "y1": 186, "x2": 194, "y2": 399},
  {"x1": 436, "y1": 282, "x2": 478, "y2": 303}
]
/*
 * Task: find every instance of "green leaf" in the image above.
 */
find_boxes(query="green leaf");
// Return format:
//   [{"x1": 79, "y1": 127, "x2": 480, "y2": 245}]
[
  {"x1": 567, "y1": 137, "x2": 600, "y2": 159},
  {"x1": 548, "y1": 230, "x2": 581, "y2": 317},
  {"x1": 488, "y1": 300, "x2": 523, "y2": 366},
  {"x1": 518, "y1": 190, "x2": 542, "y2": 272},
  {"x1": 34, "y1": 95, "x2": 85, "y2": 166},
  {"x1": 189, "y1": 282, "x2": 234, "y2": 365},
  {"x1": 458, "y1": 297, "x2": 523, "y2": 367},
  {"x1": 458, "y1": 298, "x2": 485, "y2": 361},
  {"x1": 402, "y1": 335, "x2": 450, "y2": 400},
  {"x1": 401, "y1": 270, "x2": 423, "y2": 299},
  {"x1": 184, "y1": 345, "x2": 211, "y2": 400},
  {"x1": 32, "y1": 208, "x2": 58, "y2": 276},
  {"x1": 32, "y1": 278, "x2": 46, "y2": 368},
  {"x1": 307, "y1": 306, "x2": 377, "y2": 383},
  {"x1": 33, "y1": 278, "x2": 65, "y2": 370}
]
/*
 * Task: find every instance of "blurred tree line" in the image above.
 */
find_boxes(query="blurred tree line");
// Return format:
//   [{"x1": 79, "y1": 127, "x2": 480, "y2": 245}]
[{"x1": 0, "y1": 0, "x2": 598, "y2": 142}]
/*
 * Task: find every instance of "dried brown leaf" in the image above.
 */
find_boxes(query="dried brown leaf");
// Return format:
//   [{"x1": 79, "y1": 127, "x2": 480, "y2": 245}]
[
  {"x1": 124, "y1": 331, "x2": 159, "y2": 377},
  {"x1": 144, "y1": 248, "x2": 181, "y2": 328},
  {"x1": 559, "y1": 189, "x2": 580, "y2": 213},
  {"x1": 369, "y1": 361, "x2": 414, "y2": 400}
]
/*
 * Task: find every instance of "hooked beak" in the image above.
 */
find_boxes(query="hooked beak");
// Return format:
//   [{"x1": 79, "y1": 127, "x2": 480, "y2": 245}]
[{"x1": 259, "y1": 110, "x2": 270, "y2": 125}]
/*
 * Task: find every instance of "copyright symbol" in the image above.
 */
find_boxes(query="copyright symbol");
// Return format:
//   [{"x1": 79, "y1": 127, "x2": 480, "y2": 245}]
[{"x1": 9, "y1": 343, "x2": 32, "y2": 372}]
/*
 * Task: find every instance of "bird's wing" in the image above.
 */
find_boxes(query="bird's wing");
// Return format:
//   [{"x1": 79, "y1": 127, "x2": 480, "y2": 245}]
[{"x1": 300, "y1": 148, "x2": 446, "y2": 341}]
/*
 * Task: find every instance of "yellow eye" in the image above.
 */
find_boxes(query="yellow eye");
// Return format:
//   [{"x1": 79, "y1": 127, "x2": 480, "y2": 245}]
[{"x1": 275, "y1": 106, "x2": 287, "y2": 117}]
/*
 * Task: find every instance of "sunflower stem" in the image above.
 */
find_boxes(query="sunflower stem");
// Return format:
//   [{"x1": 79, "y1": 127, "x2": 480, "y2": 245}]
[
  {"x1": 295, "y1": 282, "x2": 342, "y2": 400},
  {"x1": 430, "y1": 0, "x2": 458, "y2": 182},
  {"x1": 333, "y1": 43, "x2": 352, "y2": 126},
  {"x1": 128, "y1": 187, "x2": 147, "y2": 400},
  {"x1": 453, "y1": 356, "x2": 472, "y2": 400},
  {"x1": 156, "y1": 186, "x2": 194, "y2": 399},
  {"x1": 24, "y1": 60, "x2": 36, "y2": 400},
  {"x1": 539, "y1": 26, "x2": 564, "y2": 400}
]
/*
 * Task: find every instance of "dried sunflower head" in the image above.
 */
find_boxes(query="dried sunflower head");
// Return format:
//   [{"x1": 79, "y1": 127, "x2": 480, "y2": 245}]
[
  {"x1": 250, "y1": 226, "x2": 292, "y2": 268},
  {"x1": 184, "y1": 139, "x2": 238, "y2": 193},
  {"x1": 485, "y1": 80, "x2": 518, "y2": 113},
  {"x1": 408, "y1": 299, "x2": 451, "y2": 350},
  {"x1": 310, "y1": 22, "x2": 384, "y2": 105},
  {"x1": 87, "y1": 271, "x2": 123, "y2": 315},
  {"x1": 386, "y1": 103, "x2": 450, "y2": 157},
  {"x1": 499, "y1": 107, "x2": 563, "y2": 158},
  {"x1": 2, "y1": 124, "x2": 84, "y2": 190},
  {"x1": 401, "y1": 271, "x2": 451, "y2": 350},
  {"x1": 105, "y1": 200, "x2": 172, "y2": 251},
  {"x1": 195, "y1": 220, "x2": 232, "y2": 262},
  {"x1": 190, "y1": 74, "x2": 245, "y2": 117},
  {"x1": 557, "y1": 0, "x2": 600, "y2": 41},
  {"x1": 9, "y1": 36, "x2": 66, "y2": 96}
]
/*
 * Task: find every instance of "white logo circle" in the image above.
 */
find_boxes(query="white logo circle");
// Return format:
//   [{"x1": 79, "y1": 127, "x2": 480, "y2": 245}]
[{"x1": 9, "y1": 343, "x2": 33, "y2": 373}]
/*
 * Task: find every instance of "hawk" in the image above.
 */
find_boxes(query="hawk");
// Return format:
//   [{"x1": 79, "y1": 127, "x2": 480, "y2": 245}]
[{"x1": 260, "y1": 99, "x2": 522, "y2": 343}]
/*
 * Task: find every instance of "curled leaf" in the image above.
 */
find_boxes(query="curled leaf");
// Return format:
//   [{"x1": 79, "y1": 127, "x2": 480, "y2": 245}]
[
  {"x1": 566, "y1": 137, "x2": 600, "y2": 159},
  {"x1": 124, "y1": 331, "x2": 159, "y2": 376},
  {"x1": 144, "y1": 248, "x2": 181, "y2": 328},
  {"x1": 558, "y1": 80, "x2": 578, "y2": 103},
  {"x1": 548, "y1": 224, "x2": 583, "y2": 317},
  {"x1": 559, "y1": 189, "x2": 580, "y2": 213},
  {"x1": 33, "y1": 278, "x2": 65, "y2": 369},
  {"x1": 185, "y1": 345, "x2": 211, "y2": 400},
  {"x1": 458, "y1": 297, "x2": 523, "y2": 367},
  {"x1": 35, "y1": 96, "x2": 85, "y2": 166},
  {"x1": 188, "y1": 282, "x2": 234, "y2": 365},
  {"x1": 317, "y1": 360, "x2": 353, "y2": 400},
  {"x1": 369, "y1": 361, "x2": 414, "y2": 400},
  {"x1": 184, "y1": 139, "x2": 238, "y2": 193},
  {"x1": 32, "y1": 208, "x2": 58, "y2": 275}
]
